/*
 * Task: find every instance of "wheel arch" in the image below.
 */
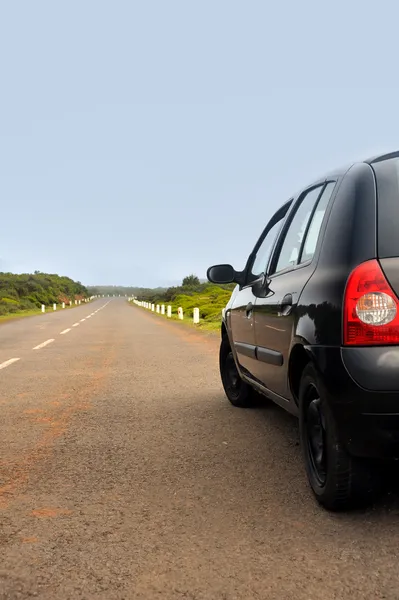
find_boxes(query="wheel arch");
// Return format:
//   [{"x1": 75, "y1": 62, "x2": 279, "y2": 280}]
[{"x1": 288, "y1": 343, "x2": 314, "y2": 404}]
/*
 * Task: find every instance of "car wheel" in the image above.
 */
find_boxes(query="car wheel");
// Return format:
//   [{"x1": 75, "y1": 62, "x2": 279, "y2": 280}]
[
  {"x1": 219, "y1": 336, "x2": 258, "y2": 408},
  {"x1": 299, "y1": 362, "x2": 375, "y2": 511}
]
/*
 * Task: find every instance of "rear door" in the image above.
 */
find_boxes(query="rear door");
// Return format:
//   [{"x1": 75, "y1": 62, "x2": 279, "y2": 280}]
[
  {"x1": 252, "y1": 181, "x2": 337, "y2": 398},
  {"x1": 229, "y1": 202, "x2": 290, "y2": 380}
]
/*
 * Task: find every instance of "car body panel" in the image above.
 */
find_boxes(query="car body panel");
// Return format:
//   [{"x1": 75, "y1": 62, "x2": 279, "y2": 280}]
[{"x1": 380, "y1": 257, "x2": 399, "y2": 300}]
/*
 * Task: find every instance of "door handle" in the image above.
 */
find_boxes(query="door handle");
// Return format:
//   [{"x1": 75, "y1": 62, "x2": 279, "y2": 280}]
[
  {"x1": 281, "y1": 294, "x2": 292, "y2": 306},
  {"x1": 279, "y1": 294, "x2": 293, "y2": 316},
  {"x1": 245, "y1": 302, "x2": 253, "y2": 318}
]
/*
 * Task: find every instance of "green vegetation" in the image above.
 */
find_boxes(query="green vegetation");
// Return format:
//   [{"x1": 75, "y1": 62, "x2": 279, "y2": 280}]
[
  {"x1": 182, "y1": 274, "x2": 200, "y2": 287},
  {"x1": 168, "y1": 285, "x2": 233, "y2": 330},
  {"x1": 0, "y1": 271, "x2": 88, "y2": 318},
  {"x1": 131, "y1": 275, "x2": 235, "y2": 331}
]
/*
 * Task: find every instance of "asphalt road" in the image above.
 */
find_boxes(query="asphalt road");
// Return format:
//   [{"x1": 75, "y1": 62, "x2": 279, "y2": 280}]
[{"x1": 1, "y1": 299, "x2": 399, "y2": 599}]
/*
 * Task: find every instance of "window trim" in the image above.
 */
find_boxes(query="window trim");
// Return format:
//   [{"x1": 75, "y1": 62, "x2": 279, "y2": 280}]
[
  {"x1": 241, "y1": 199, "x2": 292, "y2": 289},
  {"x1": 268, "y1": 180, "x2": 336, "y2": 277}
]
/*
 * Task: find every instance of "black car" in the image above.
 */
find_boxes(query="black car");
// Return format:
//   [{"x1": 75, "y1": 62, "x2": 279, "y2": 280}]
[{"x1": 207, "y1": 151, "x2": 399, "y2": 511}]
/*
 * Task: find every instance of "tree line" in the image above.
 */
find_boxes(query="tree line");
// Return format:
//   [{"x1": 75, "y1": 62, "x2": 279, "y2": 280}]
[
  {"x1": 89, "y1": 274, "x2": 234, "y2": 305},
  {"x1": 87, "y1": 284, "x2": 168, "y2": 298}
]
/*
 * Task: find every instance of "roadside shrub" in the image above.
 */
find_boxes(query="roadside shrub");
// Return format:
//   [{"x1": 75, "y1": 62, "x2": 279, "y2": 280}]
[
  {"x1": 0, "y1": 297, "x2": 18, "y2": 305},
  {"x1": 0, "y1": 272, "x2": 88, "y2": 317}
]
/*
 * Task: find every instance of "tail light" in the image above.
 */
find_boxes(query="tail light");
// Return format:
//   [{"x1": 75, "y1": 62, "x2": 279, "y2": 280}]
[{"x1": 343, "y1": 259, "x2": 399, "y2": 346}]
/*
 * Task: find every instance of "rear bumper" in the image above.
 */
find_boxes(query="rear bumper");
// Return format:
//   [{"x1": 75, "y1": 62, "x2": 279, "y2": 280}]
[
  {"x1": 341, "y1": 346, "x2": 399, "y2": 392},
  {"x1": 308, "y1": 346, "x2": 399, "y2": 459}
]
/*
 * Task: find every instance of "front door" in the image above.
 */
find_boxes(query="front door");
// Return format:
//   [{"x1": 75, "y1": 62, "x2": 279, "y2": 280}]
[
  {"x1": 229, "y1": 287, "x2": 257, "y2": 378},
  {"x1": 252, "y1": 181, "x2": 337, "y2": 398},
  {"x1": 229, "y1": 200, "x2": 292, "y2": 380}
]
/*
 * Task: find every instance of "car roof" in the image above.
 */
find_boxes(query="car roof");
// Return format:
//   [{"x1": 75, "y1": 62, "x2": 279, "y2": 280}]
[
  {"x1": 315, "y1": 151, "x2": 399, "y2": 183},
  {"x1": 279, "y1": 151, "x2": 399, "y2": 216},
  {"x1": 363, "y1": 150, "x2": 399, "y2": 165}
]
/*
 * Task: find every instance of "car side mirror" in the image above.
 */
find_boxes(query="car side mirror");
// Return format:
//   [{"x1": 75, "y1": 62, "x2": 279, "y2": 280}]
[{"x1": 207, "y1": 264, "x2": 240, "y2": 285}]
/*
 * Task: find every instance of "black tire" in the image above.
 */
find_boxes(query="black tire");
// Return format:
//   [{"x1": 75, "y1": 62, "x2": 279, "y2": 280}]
[
  {"x1": 299, "y1": 362, "x2": 376, "y2": 511},
  {"x1": 219, "y1": 336, "x2": 258, "y2": 408}
]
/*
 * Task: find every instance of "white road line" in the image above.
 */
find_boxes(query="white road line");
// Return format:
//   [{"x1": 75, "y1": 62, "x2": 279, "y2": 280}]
[
  {"x1": 0, "y1": 358, "x2": 20, "y2": 370},
  {"x1": 86, "y1": 316, "x2": 91, "y2": 319},
  {"x1": 60, "y1": 328, "x2": 71, "y2": 335},
  {"x1": 80, "y1": 318, "x2": 86, "y2": 322},
  {"x1": 33, "y1": 339, "x2": 54, "y2": 350},
  {"x1": 72, "y1": 323, "x2": 79, "y2": 327}
]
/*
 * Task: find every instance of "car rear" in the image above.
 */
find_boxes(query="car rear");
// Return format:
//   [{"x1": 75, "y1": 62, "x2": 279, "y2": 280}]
[{"x1": 338, "y1": 155, "x2": 399, "y2": 458}]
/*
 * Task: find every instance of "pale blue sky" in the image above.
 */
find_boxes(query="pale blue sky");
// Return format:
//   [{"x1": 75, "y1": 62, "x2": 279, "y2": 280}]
[{"x1": 0, "y1": 1, "x2": 397, "y2": 287}]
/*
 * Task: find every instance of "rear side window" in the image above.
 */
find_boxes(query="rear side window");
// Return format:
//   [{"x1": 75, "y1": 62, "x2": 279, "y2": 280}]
[
  {"x1": 299, "y1": 181, "x2": 336, "y2": 263},
  {"x1": 372, "y1": 158, "x2": 399, "y2": 258}
]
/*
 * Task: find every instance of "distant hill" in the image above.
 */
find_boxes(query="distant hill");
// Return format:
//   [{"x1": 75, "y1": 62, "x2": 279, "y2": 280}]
[
  {"x1": 88, "y1": 276, "x2": 209, "y2": 299},
  {"x1": 87, "y1": 285, "x2": 167, "y2": 297},
  {"x1": 0, "y1": 271, "x2": 88, "y2": 316}
]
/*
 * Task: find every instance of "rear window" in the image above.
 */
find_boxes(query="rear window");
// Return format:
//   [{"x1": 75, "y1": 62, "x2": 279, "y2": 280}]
[{"x1": 372, "y1": 157, "x2": 399, "y2": 258}]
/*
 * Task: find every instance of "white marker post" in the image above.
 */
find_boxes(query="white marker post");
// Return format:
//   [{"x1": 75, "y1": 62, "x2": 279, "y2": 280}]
[
  {"x1": 193, "y1": 307, "x2": 200, "y2": 324},
  {"x1": 70, "y1": 301, "x2": 73, "y2": 307},
  {"x1": 167, "y1": 305, "x2": 172, "y2": 318},
  {"x1": 75, "y1": 300, "x2": 77, "y2": 305},
  {"x1": 152, "y1": 304, "x2": 155, "y2": 311},
  {"x1": 156, "y1": 305, "x2": 160, "y2": 313},
  {"x1": 178, "y1": 307, "x2": 183, "y2": 320},
  {"x1": 53, "y1": 303, "x2": 56, "y2": 311},
  {"x1": 62, "y1": 302, "x2": 65, "y2": 309},
  {"x1": 78, "y1": 300, "x2": 81, "y2": 305},
  {"x1": 161, "y1": 305, "x2": 165, "y2": 315},
  {"x1": 41, "y1": 305, "x2": 45, "y2": 313}
]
